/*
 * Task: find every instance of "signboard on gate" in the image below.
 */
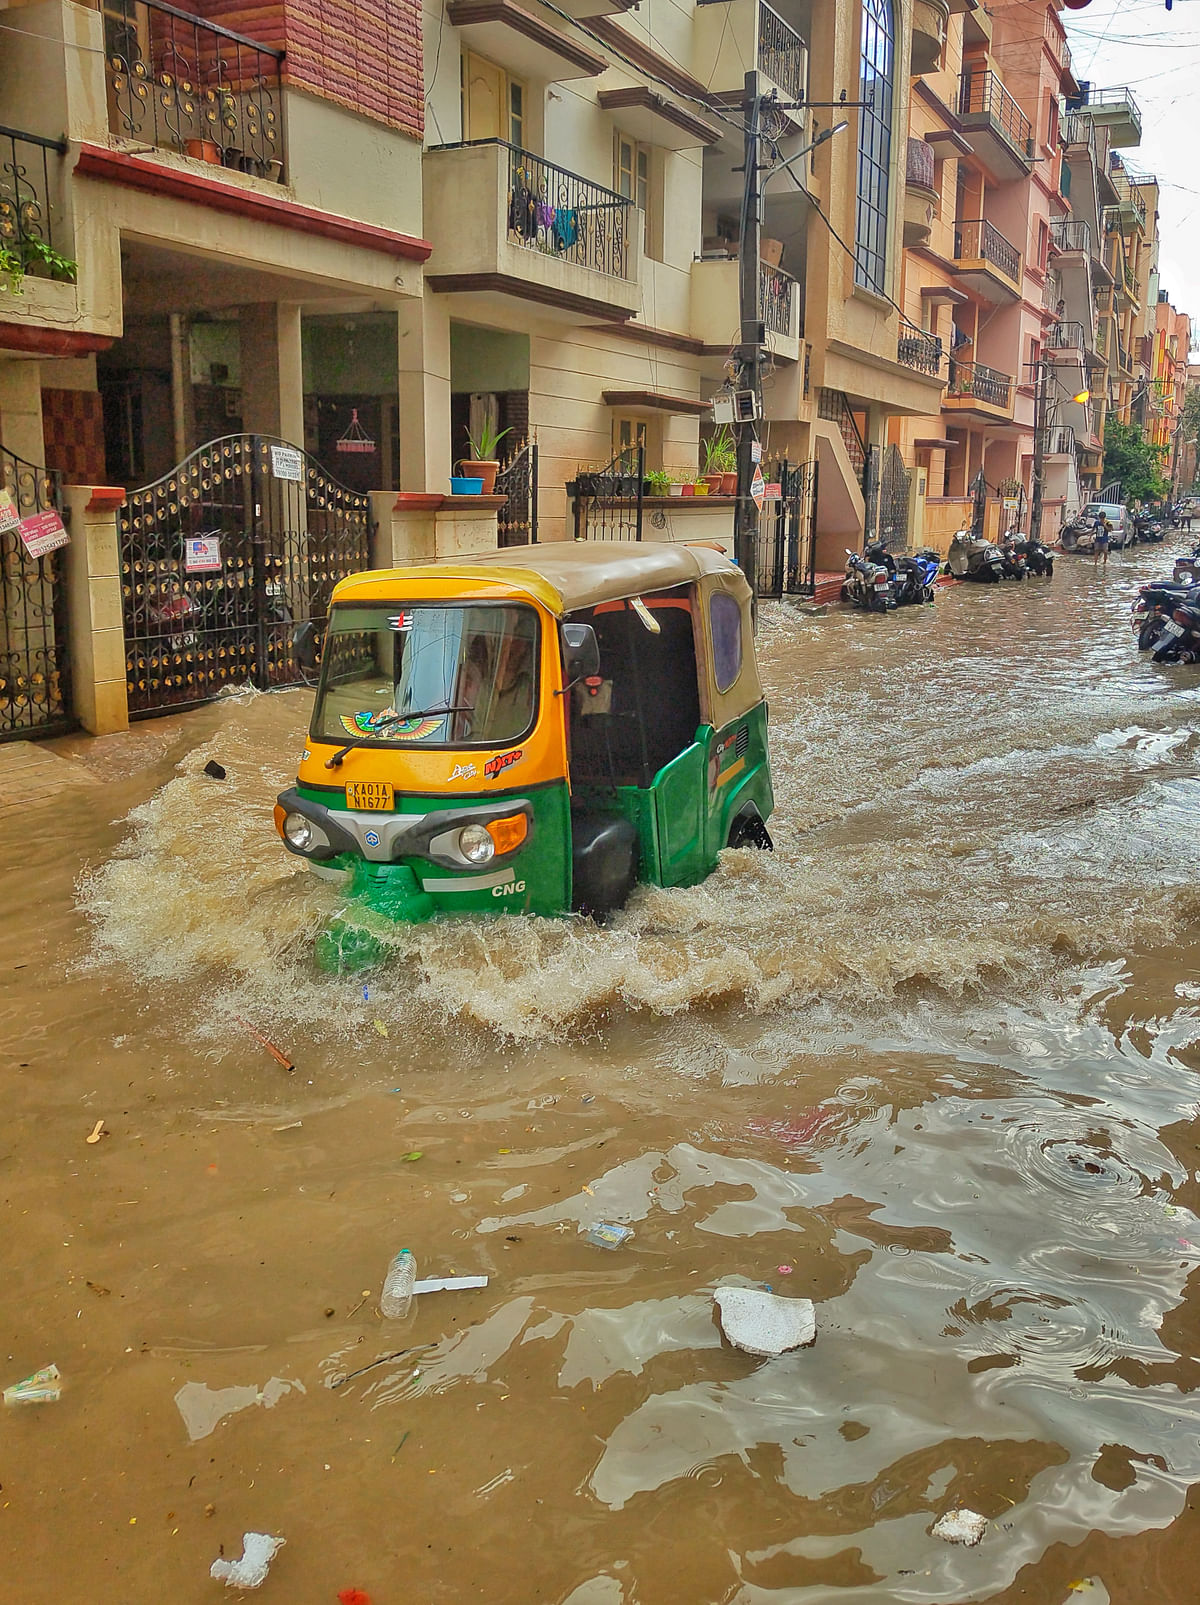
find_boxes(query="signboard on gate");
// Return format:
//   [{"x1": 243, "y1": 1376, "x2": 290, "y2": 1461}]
[
  {"x1": 184, "y1": 535, "x2": 222, "y2": 572},
  {"x1": 17, "y1": 509, "x2": 69, "y2": 559},
  {"x1": 750, "y1": 467, "x2": 766, "y2": 509},
  {"x1": 270, "y1": 445, "x2": 303, "y2": 482},
  {"x1": 0, "y1": 489, "x2": 18, "y2": 535}
]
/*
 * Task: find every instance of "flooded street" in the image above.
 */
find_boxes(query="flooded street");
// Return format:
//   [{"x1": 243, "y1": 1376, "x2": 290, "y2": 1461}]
[{"x1": 10, "y1": 536, "x2": 1200, "y2": 1604}]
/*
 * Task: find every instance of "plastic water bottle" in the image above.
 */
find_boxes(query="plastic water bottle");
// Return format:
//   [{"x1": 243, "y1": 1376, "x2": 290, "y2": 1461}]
[{"x1": 380, "y1": 1248, "x2": 416, "y2": 1319}]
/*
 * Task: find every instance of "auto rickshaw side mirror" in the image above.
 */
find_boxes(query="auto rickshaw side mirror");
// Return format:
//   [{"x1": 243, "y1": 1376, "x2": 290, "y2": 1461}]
[{"x1": 561, "y1": 622, "x2": 600, "y2": 685}]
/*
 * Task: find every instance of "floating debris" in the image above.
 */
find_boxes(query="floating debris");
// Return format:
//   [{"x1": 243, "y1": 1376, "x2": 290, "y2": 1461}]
[
  {"x1": 4, "y1": 1363, "x2": 61, "y2": 1405},
  {"x1": 210, "y1": 1532, "x2": 285, "y2": 1589},
  {"x1": 584, "y1": 1222, "x2": 634, "y2": 1251},
  {"x1": 713, "y1": 1288, "x2": 815, "y2": 1356},
  {"x1": 931, "y1": 1509, "x2": 987, "y2": 1547}
]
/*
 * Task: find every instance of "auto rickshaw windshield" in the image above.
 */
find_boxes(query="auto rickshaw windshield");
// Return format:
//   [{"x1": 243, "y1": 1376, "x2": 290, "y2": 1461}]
[{"x1": 311, "y1": 602, "x2": 540, "y2": 748}]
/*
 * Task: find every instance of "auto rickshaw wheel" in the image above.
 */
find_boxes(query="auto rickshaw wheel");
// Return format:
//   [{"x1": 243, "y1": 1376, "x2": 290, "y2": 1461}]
[{"x1": 728, "y1": 810, "x2": 774, "y2": 851}]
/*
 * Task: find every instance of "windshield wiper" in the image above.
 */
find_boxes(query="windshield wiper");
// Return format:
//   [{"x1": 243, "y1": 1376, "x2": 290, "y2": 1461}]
[{"x1": 324, "y1": 706, "x2": 471, "y2": 769}]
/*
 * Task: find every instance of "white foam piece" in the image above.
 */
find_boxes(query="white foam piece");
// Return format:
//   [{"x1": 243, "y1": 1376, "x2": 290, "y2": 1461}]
[
  {"x1": 931, "y1": 1509, "x2": 987, "y2": 1547},
  {"x1": 713, "y1": 1287, "x2": 816, "y2": 1356},
  {"x1": 210, "y1": 1532, "x2": 285, "y2": 1589},
  {"x1": 413, "y1": 1275, "x2": 489, "y2": 1293}
]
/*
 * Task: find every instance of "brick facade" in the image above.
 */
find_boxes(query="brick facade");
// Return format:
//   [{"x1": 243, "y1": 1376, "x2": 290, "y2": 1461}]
[
  {"x1": 196, "y1": 0, "x2": 424, "y2": 139},
  {"x1": 41, "y1": 389, "x2": 107, "y2": 485}
]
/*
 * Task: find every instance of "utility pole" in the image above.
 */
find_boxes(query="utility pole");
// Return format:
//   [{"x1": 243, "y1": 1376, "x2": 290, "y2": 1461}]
[
  {"x1": 734, "y1": 69, "x2": 763, "y2": 596},
  {"x1": 1030, "y1": 358, "x2": 1048, "y2": 545}
]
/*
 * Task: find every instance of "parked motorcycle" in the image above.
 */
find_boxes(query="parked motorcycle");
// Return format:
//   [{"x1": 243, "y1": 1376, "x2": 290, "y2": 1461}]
[
  {"x1": 1132, "y1": 579, "x2": 1200, "y2": 650},
  {"x1": 1010, "y1": 535, "x2": 1054, "y2": 577},
  {"x1": 1133, "y1": 514, "x2": 1164, "y2": 543},
  {"x1": 842, "y1": 548, "x2": 896, "y2": 612},
  {"x1": 1151, "y1": 601, "x2": 1200, "y2": 663},
  {"x1": 864, "y1": 541, "x2": 940, "y2": 606},
  {"x1": 997, "y1": 535, "x2": 1028, "y2": 580},
  {"x1": 947, "y1": 529, "x2": 1005, "y2": 583}
]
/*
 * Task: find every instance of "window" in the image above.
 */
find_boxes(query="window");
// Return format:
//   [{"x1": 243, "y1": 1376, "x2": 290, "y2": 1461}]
[
  {"x1": 613, "y1": 414, "x2": 648, "y2": 468},
  {"x1": 616, "y1": 132, "x2": 660, "y2": 257},
  {"x1": 461, "y1": 52, "x2": 526, "y2": 146},
  {"x1": 312, "y1": 604, "x2": 539, "y2": 749},
  {"x1": 710, "y1": 593, "x2": 743, "y2": 693},
  {"x1": 854, "y1": 0, "x2": 894, "y2": 295},
  {"x1": 1037, "y1": 220, "x2": 1049, "y2": 271}
]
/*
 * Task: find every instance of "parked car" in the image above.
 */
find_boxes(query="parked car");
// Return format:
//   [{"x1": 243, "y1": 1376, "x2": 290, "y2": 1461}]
[{"x1": 1079, "y1": 501, "x2": 1134, "y2": 548}]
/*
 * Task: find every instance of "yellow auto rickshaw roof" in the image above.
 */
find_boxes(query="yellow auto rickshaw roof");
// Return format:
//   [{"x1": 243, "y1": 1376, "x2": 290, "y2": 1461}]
[{"x1": 330, "y1": 541, "x2": 748, "y2": 617}]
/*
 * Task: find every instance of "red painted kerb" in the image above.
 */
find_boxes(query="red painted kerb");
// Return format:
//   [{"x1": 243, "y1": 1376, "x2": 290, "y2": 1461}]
[{"x1": 74, "y1": 144, "x2": 432, "y2": 263}]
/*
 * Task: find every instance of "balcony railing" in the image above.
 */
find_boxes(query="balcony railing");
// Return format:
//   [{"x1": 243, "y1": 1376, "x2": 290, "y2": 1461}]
[
  {"x1": 104, "y1": 0, "x2": 284, "y2": 178},
  {"x1": 0, "y1": 124, "x2": 70, "y2": 274},
  {"x1": 959, "y1": 70, "x2": 1033, "y2": 158},
  {"x1": 1048, "y1": 320, "x2": 1086, "y2": 350},
  {"x1": 947, "y1": 358, "x2": 1012, "y2": 409},
  {"x1": 1078, "y1": 85, "x2": 1142, "y2": 121},
  {"x1": 1050, "y1": 216, "x2": 1091, "y2": 255},
  {"x1": 897, "y1": 330, "x2": 943, "y2": 375},
  {"x1": 507, "y1": 145, "x2": 632, "y2": 280},
  {"x1": 1043, "y1": 12, "x2": 1071, "y2": 74},
  {"x1": 1050, "y1": 426, "x2": 1076, "y2": 455},
  {"x1": 954, "y1": 217, "x2": 1021, "y2": 283},
  {"x1": 906, "y1": 136, "x2": 936, "y2": 191},
  {"x1": 1109, "y1": 159, "x2": 1147, "y2": 228},
  {"x1": 760, "y1": 262, "x2": 796, "y2": 337},
  {"x1": 758, "y1": 1, "x2": 806, "y2": 100},
  {"x1": 1061, "y1": 112, "x2": 1095, "y2": 154}
]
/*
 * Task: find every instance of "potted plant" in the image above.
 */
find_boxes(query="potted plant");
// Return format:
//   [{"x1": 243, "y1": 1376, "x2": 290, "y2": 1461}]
[
  {"x1": 666, "y1": 469, "x2": 684, "y2": 497},
  {"x1": 645, "y1": 468, "x2": 671, "y2": 498},
  {"x1": 461, "y1": 418, "x2": 510, "y2": 495},
  {"x1": 0, "y1": 244, "x2": 23, "y2": 294},
  {"x1": 21, "y1": 237, "x2": 77, "y2": 283},
  {"x1": 185, "y1": 136, "x2": 222, "y2": 163},
  {"x1": 702, "y1": 426, "x2": 737, "y2": 495}
]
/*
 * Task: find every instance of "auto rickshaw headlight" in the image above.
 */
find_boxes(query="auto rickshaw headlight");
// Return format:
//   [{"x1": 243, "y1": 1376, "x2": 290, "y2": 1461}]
[
  {"x1": 283, "y1": 811, "x2": 316, "y2": 851},
  {"x1": 457, "y1": 823, "x2": 495, "y2": 864}
]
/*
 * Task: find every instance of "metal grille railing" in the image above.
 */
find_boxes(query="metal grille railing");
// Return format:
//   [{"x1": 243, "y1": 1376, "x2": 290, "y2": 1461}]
[
  {"x1": 1050, "y1": 216, "x2": 1091, "y2": 255},
  {"x1": 1061, "y1": 113, "x2": 1095, "y2": 155},
  {"x1": 1050, "y1": 426, "x2": 1076, "y2": 455},
  {"x1": 0, "y1": 125, "x2": 70, "y2": 278},
  {"x1": 757, "y1": 1, "x2": 806, "y2": 100},
  {"x1": 496, "y1": 440, "x2": 538, "y2": 547},
  {"x1": 954, "y1": 218, "x2": 1021, "y2": 282},
  {"x1": 897, "y1": 330, "x2": 943, "y2": 375},
  {"x1": 958, "y1": 70, "x2": 1033, "y2": 159},
  {"x1": 504, "y1": 143, "x2": 632, "y2": 281},
  {"x1": 570, "y1": 446, "x2": 645, "y2": 542},
  {"x1": 817, "y1": 389, "x2": 866, "y2": 485},
  {"x1": 906, "y1": 136, "x2": 935, "y2": 191},
  {"x1": 760, "y1": 262, "x2": 795, "y2": 337},
  {"x1": 0, "y1": 444, "x2": 71, "y2": 738},
  {"x1": 1048, "y1": 321, "x2": 1086, "y2": 350},
  {"x1": 947, "y1": 358, "x2": 1012, "y2": 409},
  {"x1": 104, "y1": 0, "x2": 284, "y2": 178}
]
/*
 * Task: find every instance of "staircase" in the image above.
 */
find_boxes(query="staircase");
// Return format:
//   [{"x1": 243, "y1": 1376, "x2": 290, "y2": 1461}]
[{"x1": 817, "y1": 388, "x2": 867, "y2": 487}]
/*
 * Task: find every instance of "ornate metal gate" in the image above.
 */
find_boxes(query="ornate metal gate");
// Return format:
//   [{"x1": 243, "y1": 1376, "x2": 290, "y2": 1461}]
[
  {"x1": 0, "y1": 444, "x2": 72, "y2": 739},
  {"x1": 121, "y1": 434, "x2": 372, "y2": 716},
  {"x1": 876, "y1": 444, "x2": 912, "y2": 552},
  {"x1": 495, "y1": 440, "x2": 538, "y2": 546},
  {"x1": 571, "y1": 445, "x2": 644, "y2": 541},
  {"x1": 755, "y1": 458, "x2": 819, "y2": 599}
]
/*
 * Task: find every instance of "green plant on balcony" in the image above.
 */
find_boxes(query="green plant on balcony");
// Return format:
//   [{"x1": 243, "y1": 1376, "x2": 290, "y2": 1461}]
[
  {"x1": 0, "y1": 244, "x2": 23, "y2": 294},
  {"x1": 20, "y1": 237, "x2": 78, "y2": 283},
  {"x1": 701, "y1": 425, "x2": 736, "y2": 475},
  {"x1": 645, "y1": 468, "x2": 671, "y2": 497}
]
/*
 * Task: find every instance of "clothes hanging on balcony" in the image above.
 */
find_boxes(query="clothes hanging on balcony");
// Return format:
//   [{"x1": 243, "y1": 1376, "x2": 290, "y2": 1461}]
[
  {"x1": 508, "y1": 181, "x2": 538, "y2": 241},
  {"x1": 536, "y1": 199, "x2": 555, "y2": 231},
  {"x1": 552, "y1": 207, "x2": 583, "y2": 252}
]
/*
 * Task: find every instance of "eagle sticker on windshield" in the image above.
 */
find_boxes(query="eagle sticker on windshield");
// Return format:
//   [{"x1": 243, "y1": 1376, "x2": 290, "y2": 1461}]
[{"x1": 340, "y1": 709, "x2": 446, "y2": 740}]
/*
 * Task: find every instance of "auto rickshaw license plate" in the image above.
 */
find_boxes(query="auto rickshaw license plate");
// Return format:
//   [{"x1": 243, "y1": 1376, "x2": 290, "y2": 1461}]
[{"x1": 346, "y1": 780, "x2": 394, "y2": 810}]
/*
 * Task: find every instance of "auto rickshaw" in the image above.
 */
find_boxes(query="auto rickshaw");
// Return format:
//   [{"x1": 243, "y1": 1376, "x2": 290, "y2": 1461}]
[{"x1": 274, "y1": 541, "x2": 774, "y2": 970}]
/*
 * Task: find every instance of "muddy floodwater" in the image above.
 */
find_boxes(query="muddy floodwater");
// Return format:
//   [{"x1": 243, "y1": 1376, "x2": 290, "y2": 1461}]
[{"x1": 9, "y1": 538, "x2": 1200, "y2": 1605}]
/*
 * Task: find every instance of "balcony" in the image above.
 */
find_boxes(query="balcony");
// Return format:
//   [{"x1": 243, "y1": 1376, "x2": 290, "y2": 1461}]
[
  {"x1": 1109, "y1": 159, "x2": 1146, "y2": 232},
  {"x1": 897, "y1": 330, "x2": 943, "y2": 377},
  {"x1": 904, "y1": 137, "x2": 937, "y2": 246},
  {"x1": 1061, "y1": 113, "x2": 1096, "y2": 162},
  {"x1": 1048, "y1": 426, "x2": 1076, "y2": 458},
  {"x1": 952, "y1": 218, "x2": 1022, "y2": 302},
  {"x1": 424, "y1": 141, "x2": 639, "y2": 321},
  {"x1": 691, "y1": 256, "x2": 801, "y2": 362},
  {"x1": 958, "y1": 70, "x2": 1033, "y2": 182},
  {"x1": 104, "y1": 0, "x2": 285, "y2": 179},
  {"x1": 0, "y1": 124, "x2": 80, "y2": 339},
  {"x1": 693, "y1": 0, "x2": 807, "y2": 118},
  {"x1": 944, "y1": 357, "x2": 1013, "y2": 418},
  {"x1": 1050, "y1": 217, "x2": 1090, "y2": 259},
  {"x1": 1068, "y1": 86, "x2": 1141, "y2": 151},
  {"x1": 911, "y1": 0, "x2": 950, "y2": 76},
  {"x1": 1047, "y1": 320, "x2": 1086, "y2": 353}
]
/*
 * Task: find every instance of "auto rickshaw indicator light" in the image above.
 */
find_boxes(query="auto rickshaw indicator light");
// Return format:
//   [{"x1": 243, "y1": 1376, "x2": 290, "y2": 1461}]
[{"x1": 487, "y1": 813, "x2": 529, "y2": 855}]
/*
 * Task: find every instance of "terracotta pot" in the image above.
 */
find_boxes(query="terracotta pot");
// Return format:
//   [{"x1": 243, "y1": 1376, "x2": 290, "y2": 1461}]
[
  {"x1": 720, "y1": 471, "x2": 738, "y2": 495},
  {"x1": 702, "y1": 473, "x2": 723, "y2": 495},
  {"x1": 186, "y1": 138, "x2": 221, "y2": 163},
  {"x1": 460, "y1": 458, "x2": 499, "y2": 494}
]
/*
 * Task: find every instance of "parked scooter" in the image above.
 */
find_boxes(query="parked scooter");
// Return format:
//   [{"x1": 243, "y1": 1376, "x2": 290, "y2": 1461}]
[
  {"x1": 1010, "y1": 534, "x2": 1054, "y2": 576},
  {"x1": 1132, "y1": 578, "x2": 1200, "y2": 650},
  {"x1": 997, "y1": 532, "x2": 1028, "y2": 580},
  {"x1": 1060, "y1": 517, "x2": 1096, "y2": 554},
  {"x1": 842, "y1": 548, "x2": 896, "y2": 612},
  {"x1": 1133, "y1": 514, "x2": 1164, "y2": 543},
  {"x1": 864, "y1": 540, "x2": 940, "y2": 606},
  {"x1": 947, "y1": 527, "x2": 1006, "y2": 583},
  {"x1": 1151, "y1": 600, "x2": 1200, "y2": 663}
]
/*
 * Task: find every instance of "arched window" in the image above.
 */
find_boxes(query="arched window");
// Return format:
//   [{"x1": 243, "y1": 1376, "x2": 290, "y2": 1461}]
[{"x1": 855, "y1": 0, "x2": 895, "y2": 295}]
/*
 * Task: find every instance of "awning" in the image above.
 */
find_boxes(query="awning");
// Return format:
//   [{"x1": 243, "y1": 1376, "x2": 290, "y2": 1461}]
[
  {"x1": 921, "y1": 283, "x2": 969, "y2": 305},
  {"x1": 597, "y1": 87, "x2": 720, "y2": 150},
  {"x1": 447, "y1": 0, "x2": 606, "y2": 80},
  {"x1": 603, "y1": 389, "x2": 711, "y2": 416}
]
